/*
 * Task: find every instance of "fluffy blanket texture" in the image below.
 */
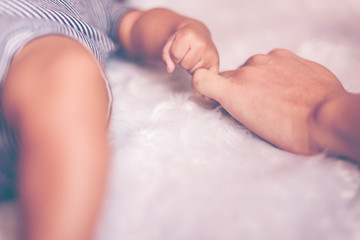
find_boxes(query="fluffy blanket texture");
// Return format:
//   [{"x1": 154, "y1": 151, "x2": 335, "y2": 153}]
[{"x1": 1, "y1": 0, "x2": 360, "y2": 239}]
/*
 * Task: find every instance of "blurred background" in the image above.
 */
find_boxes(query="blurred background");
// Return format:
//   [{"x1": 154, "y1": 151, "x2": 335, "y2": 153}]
[{"x1": 1, "y1": 0, "x2": 360, "y2": 239}]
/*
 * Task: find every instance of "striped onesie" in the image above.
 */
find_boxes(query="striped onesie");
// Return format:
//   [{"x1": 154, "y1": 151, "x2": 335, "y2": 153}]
[{"x1": 0, "y1": 0, "x2": 132, "y2": 199}]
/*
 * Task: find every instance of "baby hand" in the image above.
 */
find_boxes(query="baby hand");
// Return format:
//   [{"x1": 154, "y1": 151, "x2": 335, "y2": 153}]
[{"x1": 162, "y1": 21, "x2": 219, "y2": 74}]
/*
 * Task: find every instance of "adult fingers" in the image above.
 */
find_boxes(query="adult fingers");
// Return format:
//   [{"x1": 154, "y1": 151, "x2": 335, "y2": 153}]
[{"x1": 192, "y1": 68, "x2": 231, "y2": 104}]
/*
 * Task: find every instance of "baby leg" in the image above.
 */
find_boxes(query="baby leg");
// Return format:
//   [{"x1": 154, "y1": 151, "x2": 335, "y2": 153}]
[{"x1": 1, "y1": 36, "x2": 110, "y2": 240}]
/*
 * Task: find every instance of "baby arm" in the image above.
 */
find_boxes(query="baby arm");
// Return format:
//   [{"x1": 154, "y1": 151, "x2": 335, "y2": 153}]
[
  {"x1": 193, "y1": 49, "x2": 360, "y2": 162},
  {"x1": 118, "y1": 8, "x2": 219, "y2": 73}
]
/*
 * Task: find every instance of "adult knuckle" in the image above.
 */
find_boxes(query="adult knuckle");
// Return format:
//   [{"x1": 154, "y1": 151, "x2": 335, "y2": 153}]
[
  {"x1": 245, "y1": 54, "x2": 270, "y2": 66},
  {"x1": 269, "y1": 48, "x2": 291, "y2": 56},
  {"x1": 235, "y1": 66, "x2": 256, "y2": 79}
]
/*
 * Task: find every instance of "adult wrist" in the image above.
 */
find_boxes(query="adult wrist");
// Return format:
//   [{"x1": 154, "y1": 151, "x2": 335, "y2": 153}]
[{"x1": 307, "y1": 91, "x2": 352, "y2": 156}]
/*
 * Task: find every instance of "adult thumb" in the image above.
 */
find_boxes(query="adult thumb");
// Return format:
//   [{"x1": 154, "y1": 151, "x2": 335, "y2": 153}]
[{"x1": 192, "y1": 68, "x2": 230, "y2": 104}]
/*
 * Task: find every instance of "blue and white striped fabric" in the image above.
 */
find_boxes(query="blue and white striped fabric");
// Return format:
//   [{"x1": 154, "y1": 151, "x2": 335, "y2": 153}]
[
  {"x1": 0, "y1": 0, "x2": 132, "y2": 81},
  {"x1": 0, "y1": 0, "x2": 132, "y2": 200}
]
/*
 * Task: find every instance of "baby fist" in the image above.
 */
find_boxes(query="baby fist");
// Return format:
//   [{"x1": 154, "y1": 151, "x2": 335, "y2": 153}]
[{"x1": 162, "y1": 21, "x2": 219, "y2": 74}]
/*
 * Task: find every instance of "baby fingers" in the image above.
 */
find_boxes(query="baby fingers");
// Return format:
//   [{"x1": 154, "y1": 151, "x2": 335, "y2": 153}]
[
  {"x1": 162, "y1": 34, "x2": 177, "y2": 73},
  {"x1": 162, "y1": 24, "x2": 219, "y2": 74},
  {"x1": 162, "y1": 33, "x2": 192, "y2": 72}
]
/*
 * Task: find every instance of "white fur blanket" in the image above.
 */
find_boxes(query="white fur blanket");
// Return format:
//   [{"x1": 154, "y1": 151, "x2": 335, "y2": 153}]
[{"x1": 1, "y1": 0, "x2": 360, "y2": 239}]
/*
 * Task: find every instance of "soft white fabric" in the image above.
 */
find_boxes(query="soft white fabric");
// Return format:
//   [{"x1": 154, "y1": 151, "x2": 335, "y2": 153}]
[{"x1": 1, "y1": 0, "x2": 360, "y2": 239}]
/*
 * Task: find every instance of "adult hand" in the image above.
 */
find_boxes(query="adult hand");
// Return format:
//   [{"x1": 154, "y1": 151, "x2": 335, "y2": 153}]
[{"x1": 193, "y1": 49, "x2": 349, "y2": 155}]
